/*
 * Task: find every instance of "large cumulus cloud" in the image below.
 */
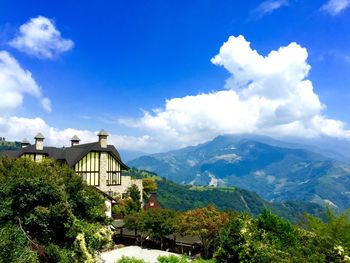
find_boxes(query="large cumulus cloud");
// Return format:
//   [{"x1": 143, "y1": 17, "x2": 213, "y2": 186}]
[{"x1": 121, "y1": 35, "x2": 350, "y2": 148}]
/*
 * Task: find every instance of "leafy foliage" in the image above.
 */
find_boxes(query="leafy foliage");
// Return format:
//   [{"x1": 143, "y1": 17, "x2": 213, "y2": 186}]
[
  {"x1": 179, "y1": 205, "x2": 228, "y2": 258},
  {"x1": 157, "y1": 255, "x2": 188, "y2": 263},
  {"x1": 123, "y1": 210, "x2": 148, "y2": 246},
  {"x1": 116, "y1": 256, "x2": 146, "y2": 263},
  {"x1": 145, "y1": 209, "x2": 178, "y2": 250},
  {"x1": 215, "y1": 209, "x2": 350, "y2": 262},
  {"x1": 113, "y1": 184, "x2": 142, "y2": 216},
  {"x1": 0, "y1": 158, "x2": 111, "y2": 262}
]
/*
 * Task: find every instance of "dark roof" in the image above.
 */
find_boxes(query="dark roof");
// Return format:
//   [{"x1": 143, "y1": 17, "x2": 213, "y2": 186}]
[
  {"x1": 165, "y1": 234, "x2": 202, "y2": 245},
  {"x1": 0, "y1": 141, "x2": 128, "y2": 169},
  {"x1": 35, "y1": 133, "x2": 45, "y2": 139}
]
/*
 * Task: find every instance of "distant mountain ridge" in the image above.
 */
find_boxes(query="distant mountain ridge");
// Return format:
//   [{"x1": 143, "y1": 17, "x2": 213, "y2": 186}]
[{"x1": 128, "y1": 135, "x2": 350, "y2": 210}]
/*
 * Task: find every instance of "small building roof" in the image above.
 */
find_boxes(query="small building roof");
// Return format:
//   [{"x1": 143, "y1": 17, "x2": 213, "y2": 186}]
[
  {"x1": 71, "y1": 135, "x2": 80, "y2": 141},
  {"x1": 98, "y1": 129, "x2": 109, "y2": 136},
  {"x1": 34, "y1": 133, "x2": 45, "y2": 139},
  {"x1": 21, "y1": 138, "x2": 30, "y2": 144}
]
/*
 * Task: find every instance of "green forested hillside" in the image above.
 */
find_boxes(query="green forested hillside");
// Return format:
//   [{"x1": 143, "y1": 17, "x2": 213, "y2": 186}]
[
  {"x1": 0, "y1": 141, "x2": 20, "y2": 150},
  {"x1": 124, "y1": 168, "x2": 326, "y2": 222}
]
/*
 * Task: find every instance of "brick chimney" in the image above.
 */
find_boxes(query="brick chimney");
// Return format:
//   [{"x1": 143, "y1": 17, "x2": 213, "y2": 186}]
[
  {"x1": 21, "y1": 138, "x2": 30, "y2": 148},
  {"x1": 34, "y1": 133, "x2": 44, "y2": 151},
  {"x1": 70, "y1": 135, "x2": 80, "y2": 147},
  {"x1": 98, "y1": 129, "x2": 108, "y2": 148}
]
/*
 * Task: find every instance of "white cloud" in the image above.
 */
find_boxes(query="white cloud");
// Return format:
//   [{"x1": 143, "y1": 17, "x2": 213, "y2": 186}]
[
  {"x1": 9, "y1": 16, "x2": 73, "y2": 59},
  {"x1": 0, "y1": 50, "x2": 51, "y2": 113},
  {"x1": 120, "y1": 35, "x2": 350, "y2": 149},
  {"x1": 321, "y1": 0, "x2": 350, "y2": 15},
  {"x1": 0, "y1": 116, "x2": 155, "y2": 152},
  {"x1": 252, "y1": 0, "x2": 288, "y2": 17}
]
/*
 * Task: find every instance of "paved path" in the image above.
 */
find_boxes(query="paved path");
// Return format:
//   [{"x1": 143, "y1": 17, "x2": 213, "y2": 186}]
[{"x1": 100, "y1": 246, "x2": 181, "y2": 263}]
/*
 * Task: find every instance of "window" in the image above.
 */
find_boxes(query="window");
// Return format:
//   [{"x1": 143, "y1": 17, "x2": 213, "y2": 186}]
[
  {"x1": 107, "y1": 154, "x2": 121, "y2": 185},
  {"x1": 74, "y1": 152, "x2": 100, "y2": 186},
  {"x1": 22, "y1": 153, "x2": 35, "y2": 161}
]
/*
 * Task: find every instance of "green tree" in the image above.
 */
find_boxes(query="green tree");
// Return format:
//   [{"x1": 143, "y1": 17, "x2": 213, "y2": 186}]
[
  {"x1": 124, "y1": 211, "x2": 148, "y2": 247},
  {"x1": 0, "y1": 157, "x2": 110, "y2": 262},
  {"x1": 304, "y1": 208, "x2": 350, "y2": 261},
  {"x1": 157, "y1": 255, "x2": 188, "y2": 263},
  {"x1": 179, "y1": 205, "x2": 228, "y2": 259},
  {"x1": 125, "y1": 184, "x2": 141, "y2": 214},
  {"x1": 142, "y1": 177, "x2": 158, "y2": 201},
  {"x1": 145, "y1": 209, "x2": 178, "y2": 250}
]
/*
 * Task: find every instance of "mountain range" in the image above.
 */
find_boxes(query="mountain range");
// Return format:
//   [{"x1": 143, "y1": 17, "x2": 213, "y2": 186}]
[{"x1": 127, "y1": 135, "x2": 350, "y2": 211}]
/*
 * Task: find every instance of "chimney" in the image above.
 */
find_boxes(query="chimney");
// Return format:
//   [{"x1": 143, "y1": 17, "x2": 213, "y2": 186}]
[
  {"x1": 21, "y1": 138, "x2": 30, "y2": 148},
  {"x1": 70, "y1": 135, "x2": 80, "y2": 147},
  {"x1": 98, "y1": 129, "x2": 108, "y2": 148},
  {"x1": 34, "y1": 133, "x2": 45, "y2": 151}
]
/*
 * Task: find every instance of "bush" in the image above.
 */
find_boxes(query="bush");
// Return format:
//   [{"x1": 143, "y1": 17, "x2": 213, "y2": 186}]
[
  {"x1": 157, "y1": 255, "x2": 188, "y2": 263},
  {"x1": 116, "y1": 256, "x2": 146, "y2": 263},
  {"x1": 0, "y1": 158, "x2": 109, "y2": 262}
]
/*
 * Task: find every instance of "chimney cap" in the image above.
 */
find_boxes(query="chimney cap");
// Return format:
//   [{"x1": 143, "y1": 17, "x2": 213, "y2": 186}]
[
  {"x1": 34, "y1": 133, "x2": 45, "y2": 139},
  {"x1": 70, "y1": 135, "x2": 80, "y2": 141},
  {"x1": 21, "y1": 138, "x2": 30, "y2": 144},
  {"x1": 98, "y1": 129, "x2": 108, "y2": 136}
]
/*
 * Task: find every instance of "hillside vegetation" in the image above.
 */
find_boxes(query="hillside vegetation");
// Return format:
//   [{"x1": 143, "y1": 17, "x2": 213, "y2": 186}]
[
  {"x1": 124, "y1": 168, "x2": 326, "y2": 222},
  {"x1": 0, "y1": 141, "x2": 20, "y2": 150}
]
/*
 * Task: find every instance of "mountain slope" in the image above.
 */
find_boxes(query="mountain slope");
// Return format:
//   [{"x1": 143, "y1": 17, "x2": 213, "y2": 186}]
[
  {"x1": 124, "y1": 168, "x2": 326, "y2": 222},
  {"x1": 128, "y1": 135, "x2": 350, "y2": 210}
]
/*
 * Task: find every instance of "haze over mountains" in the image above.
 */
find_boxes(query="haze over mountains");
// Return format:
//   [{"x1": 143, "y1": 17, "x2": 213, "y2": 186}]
[{"x1": 128, "y1": 135, "x2": 350, "y2": 211}]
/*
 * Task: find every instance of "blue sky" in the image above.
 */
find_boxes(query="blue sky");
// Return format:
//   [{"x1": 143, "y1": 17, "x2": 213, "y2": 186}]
[{"x1": 0, "y1": 0, "x2": 350, "y2": 152}]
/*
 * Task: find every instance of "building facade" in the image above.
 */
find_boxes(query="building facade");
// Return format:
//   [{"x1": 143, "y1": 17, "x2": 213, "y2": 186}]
[{"x1": 0, "y1": 130, "x2": 143, "y2": 207}]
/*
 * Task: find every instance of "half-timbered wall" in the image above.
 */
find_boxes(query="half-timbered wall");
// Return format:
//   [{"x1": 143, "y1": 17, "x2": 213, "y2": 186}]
[
  {"x1": 74, "y1": 152, "x2": 100, "y2": 186},
  {"x1": 22, "y1": 153, "x2": 36, "y2": 161},
  {"x1": 107, "y1": 154, "x2": 121, "y2": 185}
]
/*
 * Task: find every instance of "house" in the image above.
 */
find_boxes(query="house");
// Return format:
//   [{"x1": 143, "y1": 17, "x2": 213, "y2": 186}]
[
  {"x1": 0, "y1": 130, "x2": 143, "y2": 215},
  {"x1": 143, "y1": 192, "x2": 161, "y2": 210}
]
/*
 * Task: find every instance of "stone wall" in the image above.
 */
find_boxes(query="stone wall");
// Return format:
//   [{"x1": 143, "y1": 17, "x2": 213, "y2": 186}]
[
  {"x1": 97, "y1": 176, "x2": 143, "y2": 203},
  {"x1": 97, "y1": 151, "x2": 143, "y2": 203}
]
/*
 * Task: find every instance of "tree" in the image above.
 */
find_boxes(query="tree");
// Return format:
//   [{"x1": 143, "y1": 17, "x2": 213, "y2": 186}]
[
  {"x1": 127, "y1": 184, "x2": 142, "y2": 213},
  {"x1": 0, "y1": 157, "x2": 110, "y2": 262},
  {"x1": 142, "y1": 177, "x2": 158, "y2": 201},
  {"x1": 304, "y1": 207, "x2": 350, "y2": 261},
  {"x1": 124, "y1": 211, "x2": 148, "y2": 247},
  {"x1": 179, "y1": 205, "x2": 228, "y2": 258},
  {"x1": 145, "y1": 209, "x2": 178, "y2": 250}
]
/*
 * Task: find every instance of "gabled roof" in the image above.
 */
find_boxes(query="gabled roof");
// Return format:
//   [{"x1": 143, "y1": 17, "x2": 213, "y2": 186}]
[{"x1": 0, "y1": 141, "x2": 128, "y2": 170}]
